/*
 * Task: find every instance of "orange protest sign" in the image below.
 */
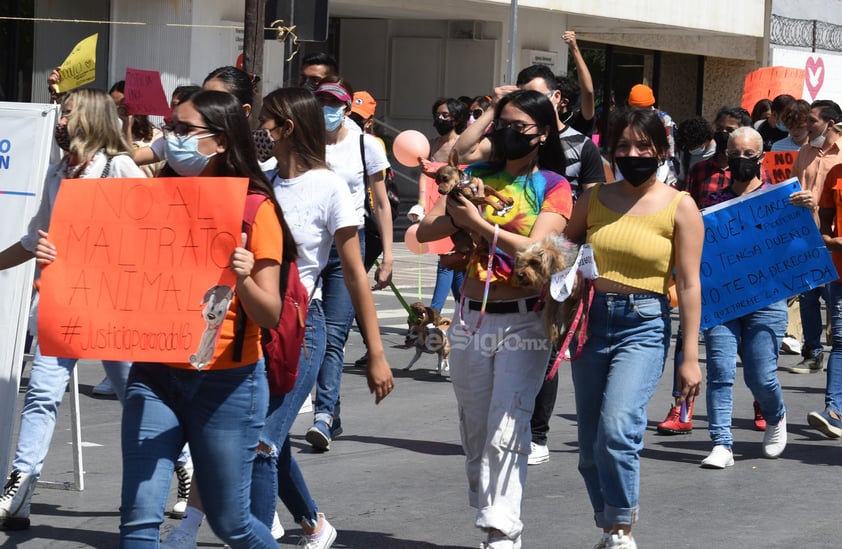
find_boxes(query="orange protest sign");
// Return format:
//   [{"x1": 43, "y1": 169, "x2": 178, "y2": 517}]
[
  {"x1": 762, "y1": 151, "x2": 797, "y2": 184},
  {"x1": 124, "y1": 68, "x2": 170, "y2": 116},
  {"x1": 421, "y1": 164, "x2": 459, "y2": 255},
  {"x1": 37, "y1": 177, "x2": 249, "y2": 362},
  {"x1": 741, "y1": 66, "x2": 804, "y2": 113}
]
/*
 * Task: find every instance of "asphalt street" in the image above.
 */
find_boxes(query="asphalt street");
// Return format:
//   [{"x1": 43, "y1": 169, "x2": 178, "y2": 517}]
[{"x1": 2, "y1": 246, "x2": 840, "y2": 549}]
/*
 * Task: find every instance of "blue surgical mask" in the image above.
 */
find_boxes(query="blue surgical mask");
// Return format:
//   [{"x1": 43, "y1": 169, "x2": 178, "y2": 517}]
[
  {"x1": 323, "y1": 105, "x2": 345, "y2": 132},
  {"x1": 165, "y1": 134, "x2": 217, "y2": 176},
  {"x1": 776, "y1": 121, "x2": 788, "y2": 132},
  {"x1": 688, "y1": 145, "x2": 706, "y2": 156}
]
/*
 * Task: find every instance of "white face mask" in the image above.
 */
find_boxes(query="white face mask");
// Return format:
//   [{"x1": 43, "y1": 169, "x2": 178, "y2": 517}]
[{"x1": 810, "y1": 122, "x2": 828, "y2": 148}]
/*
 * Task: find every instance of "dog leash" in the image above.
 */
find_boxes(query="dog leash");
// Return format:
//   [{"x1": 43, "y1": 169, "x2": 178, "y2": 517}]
[
  {"x1": 458, "y1": 224, "x2": 499, "y2": 335},
  {"x1": 373, "y1": 258, "x2": 419, "y2": 323},
  {"x1": 545, "y1": 279, "x2": 594, "y2": 382}
]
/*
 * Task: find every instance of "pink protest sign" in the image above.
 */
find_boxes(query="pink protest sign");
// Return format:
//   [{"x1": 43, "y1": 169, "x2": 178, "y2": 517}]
[{"x1": 124, "y1": 68, "x2": 170, "y2": 116}]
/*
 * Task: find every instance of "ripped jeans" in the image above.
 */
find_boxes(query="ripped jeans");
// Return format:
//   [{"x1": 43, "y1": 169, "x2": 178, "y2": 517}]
[
  {"x1": 448, "y1": 300, "x2": 550, "y2": 541},
  {"x1": 251, "y1": 300, "x2": 326, "y2": 529}
]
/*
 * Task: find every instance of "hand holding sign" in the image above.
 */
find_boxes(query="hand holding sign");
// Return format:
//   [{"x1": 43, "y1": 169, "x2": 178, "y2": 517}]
[
  {"x1": 54, "y1": 34, "x2": 98, "y2": 93},
  {"x1": 124, "y1": 68, "x2": 171, "y2": 116}
]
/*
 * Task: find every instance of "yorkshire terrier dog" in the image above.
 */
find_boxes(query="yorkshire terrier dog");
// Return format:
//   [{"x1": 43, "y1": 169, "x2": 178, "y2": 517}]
[
  {"x1": 513, "y1": 233, "x2": 580, "y2": 343},
  {"x1": 422, "y1": 149, "x2": 514, "y2": 255}
]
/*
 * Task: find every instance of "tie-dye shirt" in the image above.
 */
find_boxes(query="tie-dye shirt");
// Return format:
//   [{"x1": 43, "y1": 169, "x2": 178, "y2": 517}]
[{"x1": 464, "y1": 163, "x2": 573, "y2": 284}]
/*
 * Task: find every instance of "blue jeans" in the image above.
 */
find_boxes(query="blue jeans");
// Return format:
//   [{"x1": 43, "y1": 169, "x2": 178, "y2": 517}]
[
  {"x1": 120, "y1": 361, "x2": 274, "y2": 548},
  {"x1": 799, "y1": 285, "x2": 829, "y2": 357},
  {"x1": 572, "y1": 293, "x2": 670, "y2": 528},
  {"x1": 13, "y1": 342, "x2": 130, "y2": 477},
  {"x1": 314, "y1": 229, "x2": 364, "y2": 427},
  {"x1": 823, "y1": 282, "x2": 842, "y2": 413},
  {"x1": 703, "y1": 300, "x2": 787, "y2": 448},
  {"x1": 430, "y1": 259, "x2": 464, "y2": 313},
  {"x1": 252, "y1": 300, "x2": 325, "y2": 529}
]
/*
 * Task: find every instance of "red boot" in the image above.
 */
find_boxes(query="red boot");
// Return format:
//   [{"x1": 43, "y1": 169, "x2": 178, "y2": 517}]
[
  {"x1": 657, "y1": 401, "x2": 693, "y2": 434},
  {"x1": 753, "y1": 400, "x2": 767, "y2": 431}
]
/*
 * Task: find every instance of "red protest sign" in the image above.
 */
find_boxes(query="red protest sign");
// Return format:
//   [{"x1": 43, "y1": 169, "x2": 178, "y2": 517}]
[
  {"x1": 38, "y1": 177, "x2": 248, "y2": 362},
  {"x1": 741, "y1": 66, "x2": 804, "y2": 113},
  {"x1": 762, "y1": 151, "x2": 796, "y2": 184},
  {"x1": 124, "y1": 68, "x2": 170, "y2": 116}
]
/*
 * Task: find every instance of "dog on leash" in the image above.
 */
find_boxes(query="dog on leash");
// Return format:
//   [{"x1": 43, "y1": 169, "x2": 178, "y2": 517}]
[
  {"x1": 512, "y1": 233, "x2": 580, "y2": 343},
  {"x1": 422, "y1": 149, "x2": 514, "y2": 255},
  {"x1": 404, "y1": 318, "x2": 453, "y2": 375}
]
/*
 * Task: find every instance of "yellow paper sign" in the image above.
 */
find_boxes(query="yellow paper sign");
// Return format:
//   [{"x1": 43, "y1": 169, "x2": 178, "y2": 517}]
[{"x1": 55, "y1": 34, "x2": 98, "y2": 93}]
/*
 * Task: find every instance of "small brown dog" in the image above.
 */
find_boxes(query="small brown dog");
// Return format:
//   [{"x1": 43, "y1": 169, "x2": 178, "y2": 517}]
[
  {"x1": 512, "y1": 233, "x2": 580, "y2": 343},
  {"x1": 405, "y1": 319, "x2": 452, "y2": 375},
  {"x1": 423, "y1": 149, "x2": 514, "y2": 255},
  {"x1": 405, "y1": 302, "x2": 441, "y2": 346}
]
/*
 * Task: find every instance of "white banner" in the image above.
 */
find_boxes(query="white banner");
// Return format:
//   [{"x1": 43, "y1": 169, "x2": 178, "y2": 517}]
[
  {"x1": 0, "y1": 102, "x2": 58, "y2": 478},
  {"x1": 770, "y1": 47, "x2": 842, "y2": 105}
]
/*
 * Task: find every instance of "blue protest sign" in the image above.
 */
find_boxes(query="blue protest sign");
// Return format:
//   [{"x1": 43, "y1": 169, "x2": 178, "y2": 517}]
[{"x1": 699, "y1": 178, "x2": 837, "y2": 329}]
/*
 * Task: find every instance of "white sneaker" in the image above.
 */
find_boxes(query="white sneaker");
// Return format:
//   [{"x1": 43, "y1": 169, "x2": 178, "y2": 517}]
[
  {"x1": 780, "y1": 335, "x2": 802, "y2": 355},
  {"x1": 480, "y1": 533, "x2": 522, "y2": 549},
  {"x1": 271, "y1": 510, "x2": 285, "y2": 540},
  {"x1": 297, "y1": 513, "x2": 336, "y2": 549},
  {"x1": 700, "y1": 445, "x2": 734, "y2": 469},
  {"x1": 0, "y1": 470, "x2": 37, "y2": 530},
  {"x1": 593, "y1": 532, "x2": 611, "y2": 549},
  {"x1": 762, "y1": 413, "x2": 787, "y2": 458},
  {"x1": 605, "y1": 530, "x2": 637, "y2": 549},
  {"x1": 171, "y1": 458, "x2": 193, "y2": 519},
  {"x1": 527, "y1": 442, "x2": 549, "y2": 465},
  {"x1": 160, "y1": 526, "x2": 197, "y2": 549},
  {"x1": 92, "y1": 376, "x2": 115, "y2": 396}
]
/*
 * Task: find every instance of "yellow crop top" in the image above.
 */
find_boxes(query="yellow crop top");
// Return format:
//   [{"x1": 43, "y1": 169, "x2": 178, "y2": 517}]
[{"x1": 586, "y1": 184, "x2": 685, "y2": 294}]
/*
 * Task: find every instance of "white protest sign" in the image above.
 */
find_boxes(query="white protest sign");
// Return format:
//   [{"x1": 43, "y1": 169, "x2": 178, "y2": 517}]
[
  {"x1": 0, "y1": 102, "x2": 58, "y2": 478},
  {"x1": 550, "y1": 244, "x2": 598, "y2": 302}
]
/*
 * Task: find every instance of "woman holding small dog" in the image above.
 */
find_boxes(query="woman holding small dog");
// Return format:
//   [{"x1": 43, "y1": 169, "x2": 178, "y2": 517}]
[
  {"x1": 564, "y1": 108, "x2": 703, "y2": 549},
  {"x1": 418, "y1": 89, "x2": 572, "y2": 549}
]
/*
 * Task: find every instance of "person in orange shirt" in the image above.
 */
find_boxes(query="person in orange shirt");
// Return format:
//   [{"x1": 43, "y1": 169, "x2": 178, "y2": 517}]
[
  {"x1": 788, "y1": 100, "x2": 842, "y2": 374},
  {"x1": 118, "y1": 90, "x2": 292, "y2": 548},
  {"x1": 807, "y1": 162, "x2": 842, "y2": 438}
]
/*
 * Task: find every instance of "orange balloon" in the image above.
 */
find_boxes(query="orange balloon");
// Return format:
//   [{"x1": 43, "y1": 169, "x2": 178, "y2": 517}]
[
  {"x1": 403, "y1": 223, "x2": 429, "y2": 254},
  {"x1": 393, "y1": 130, "x2": 430, "y2": 167}
]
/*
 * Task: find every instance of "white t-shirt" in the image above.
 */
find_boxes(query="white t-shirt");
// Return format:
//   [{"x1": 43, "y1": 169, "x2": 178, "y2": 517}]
[
  {"x1": 325, "y1": 131, "x2": 390, "y2": 225},
  {"x1": 268, "y1": 168, "x2": 359, "y2": 298},
  {"x1": 22, "y1": 151, "x2": 146, "y2": 252}
]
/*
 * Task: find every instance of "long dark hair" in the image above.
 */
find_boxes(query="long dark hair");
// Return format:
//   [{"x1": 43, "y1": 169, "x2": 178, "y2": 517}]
[
  {"x1": 606, "y1": 107, "x2": 669, "y2": 167},
  {"x1": 492, "y1": 89, "x2": 565, "y2": 175},
  {"x1": 177, "y1": 90, "x2": 297, "y2": 262},
  {"x1": 262, "y1": 87, "x2": 328, "y2": 171}
]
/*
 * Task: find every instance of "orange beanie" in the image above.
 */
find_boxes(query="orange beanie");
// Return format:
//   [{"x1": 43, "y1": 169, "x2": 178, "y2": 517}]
[{"x1": 628, "y1": 84, "x2": 656, "y2": 108}]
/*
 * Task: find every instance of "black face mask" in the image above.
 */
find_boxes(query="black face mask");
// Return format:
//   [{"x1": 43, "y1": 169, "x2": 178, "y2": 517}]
[
  {"x1": 728, "y1": 155, "x2": 761, "y2": 182},
  {"x1": 54, "y1": 122, "x2": 71, "y2": 151},
  {"x1": 433, "y1": 118, "x2": 454, "y2": 136},
  {"x1": 301, "y1": 79, "x2": 318, "y2": 93},
  {"x1": 713, "y1": 130, "x2": 731, "y2": 154},
  {"x1": 615, "y1": 156, "x2": 659, "y2": 186},
  {"x1": 492, "y1": 128, "x2": 541, "y2": 160}
]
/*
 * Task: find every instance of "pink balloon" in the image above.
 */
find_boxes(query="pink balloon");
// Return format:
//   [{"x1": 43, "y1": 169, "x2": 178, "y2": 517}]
[
  {"x1": 403, "y1": 223, "x2": 429, "y2": 255},
  {"x1": 393, "y1": 130, "x2": 430, "y2": 167}
]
